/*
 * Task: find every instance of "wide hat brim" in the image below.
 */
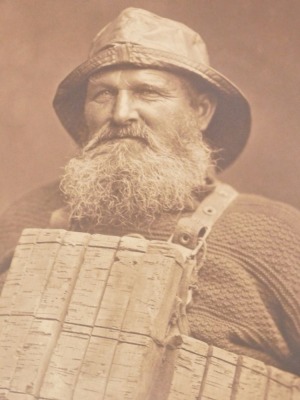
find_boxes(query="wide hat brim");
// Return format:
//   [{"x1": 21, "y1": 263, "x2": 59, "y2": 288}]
[{"x1": 53, "y1": 42, "x2": 251, "y2": 171}]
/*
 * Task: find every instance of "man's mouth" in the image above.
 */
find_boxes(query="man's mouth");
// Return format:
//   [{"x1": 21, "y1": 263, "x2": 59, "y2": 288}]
[
  {"x1": 83, "y1": 125, "x2": 154, "y2": 153},
  {"x1": 100, "y1": 135, "x2": 148, "y2": 144},
  {"x1": 84, "y1": 135, "x2": 150, "y2": 156}
]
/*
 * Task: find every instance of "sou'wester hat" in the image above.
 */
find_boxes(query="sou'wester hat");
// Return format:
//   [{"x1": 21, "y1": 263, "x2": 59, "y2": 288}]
[{"x1": 53, "y1": 7, "x2": 251, "y2": 171}]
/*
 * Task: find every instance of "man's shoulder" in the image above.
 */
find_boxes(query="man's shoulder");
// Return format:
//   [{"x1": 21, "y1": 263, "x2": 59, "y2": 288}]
[
  {"x1": 0, "y1": 180, "x2": 64, "y2": 267},
  {"x1": 231, "y1": 192, "x2": 300, "y2": 225},
  {"x1": 0, "y1": 180, "x2": 64, "y2": 221},
  {"x1": 213, "y1": 191, "x2": 300, "y2": 246}
]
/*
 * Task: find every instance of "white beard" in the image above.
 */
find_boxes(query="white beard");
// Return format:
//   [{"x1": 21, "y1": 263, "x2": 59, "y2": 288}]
[{"x1": 60, "y1": 119, "x2": 213, "y2": 228}]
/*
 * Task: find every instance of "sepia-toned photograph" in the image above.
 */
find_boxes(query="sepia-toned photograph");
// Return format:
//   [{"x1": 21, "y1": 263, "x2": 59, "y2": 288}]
[{"x1": 0, "y1": 1, "x2": 299, "y2": 398}]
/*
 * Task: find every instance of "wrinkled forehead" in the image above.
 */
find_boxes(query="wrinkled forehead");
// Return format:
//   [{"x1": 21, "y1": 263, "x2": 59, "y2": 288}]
[{"x1": 88, "y1": 66, "x2": 191, "y2": 88}]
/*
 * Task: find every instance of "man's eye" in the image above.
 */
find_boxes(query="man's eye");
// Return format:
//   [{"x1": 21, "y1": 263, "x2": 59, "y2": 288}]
[
  {"x1": 137, "y1": 89, "x2": 160, "y2": 99},
  {"x1": 94, "y1": 89, "x2": 114, "y2": 101}
]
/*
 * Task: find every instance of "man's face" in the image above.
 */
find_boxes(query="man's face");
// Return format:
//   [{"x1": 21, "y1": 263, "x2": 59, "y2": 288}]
[
  {"x1": 60, "y1": 68, "x2": 215, "y2": 228},
  {"x1": 85, "y1": 68, "x2": 204, "y2": 150}
]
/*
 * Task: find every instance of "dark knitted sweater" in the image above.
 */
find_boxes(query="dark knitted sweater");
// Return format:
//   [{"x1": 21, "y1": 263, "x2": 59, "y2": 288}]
[{"x1": 0, "y1": 181, "x2": 300, "y2": 375}]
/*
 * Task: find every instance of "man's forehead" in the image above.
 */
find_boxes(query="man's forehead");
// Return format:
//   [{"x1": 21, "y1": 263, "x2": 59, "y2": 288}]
[{"x1": 88, "y1": 67, "x2": 189, "y2": 88}]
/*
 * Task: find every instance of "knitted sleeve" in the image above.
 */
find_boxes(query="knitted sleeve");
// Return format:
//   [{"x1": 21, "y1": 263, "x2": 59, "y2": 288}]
[
  {"x1": 217, "y1": 194, "x2": 300, "y2": 372},
  {"x1": 257, "y1": 197, "x2": 300, "y2": 371}
]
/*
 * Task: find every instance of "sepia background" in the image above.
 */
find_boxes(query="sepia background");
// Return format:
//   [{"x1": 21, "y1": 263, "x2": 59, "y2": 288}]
[{"x1": 0, "y1": 0, "x2": 299, "y2": 213}]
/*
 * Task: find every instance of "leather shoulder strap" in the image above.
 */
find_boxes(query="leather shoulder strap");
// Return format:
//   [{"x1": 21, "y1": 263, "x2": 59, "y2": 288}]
[{"x1": 170, "y1": 183, "x2": 238, "y2": 253}]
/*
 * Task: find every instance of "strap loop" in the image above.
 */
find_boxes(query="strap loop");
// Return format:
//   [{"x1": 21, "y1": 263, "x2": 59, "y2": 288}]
[{"x1": 170, "y1": 183, "x2": 238, "y2": 256}]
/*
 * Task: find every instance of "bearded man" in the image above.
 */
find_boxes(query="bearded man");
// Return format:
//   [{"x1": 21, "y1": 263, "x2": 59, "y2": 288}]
[{"x1": 0, "y1": 8, "x2": 300, "y2": 377}]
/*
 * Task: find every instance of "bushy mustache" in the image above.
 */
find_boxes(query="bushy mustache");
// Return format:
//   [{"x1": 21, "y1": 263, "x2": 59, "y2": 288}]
[{"x1": 83, "y1": 122, "x2": 161, "y2": 154}]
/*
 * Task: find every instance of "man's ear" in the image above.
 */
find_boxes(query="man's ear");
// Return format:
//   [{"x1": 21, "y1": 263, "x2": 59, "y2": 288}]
[{"x1": 196, "y1": 93, "x2": 217, "y2": 131}]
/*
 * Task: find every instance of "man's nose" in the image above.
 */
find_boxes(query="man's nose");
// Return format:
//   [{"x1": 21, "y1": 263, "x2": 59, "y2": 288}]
[{"x1": 112, "y1": 90, "x2": 139, "y2": 125}]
